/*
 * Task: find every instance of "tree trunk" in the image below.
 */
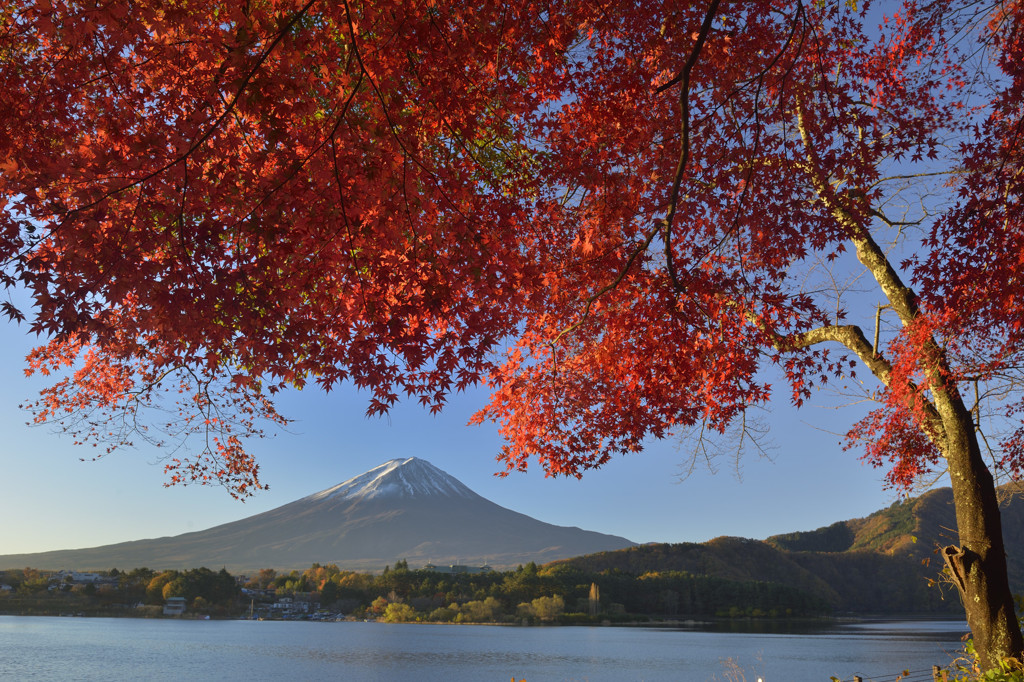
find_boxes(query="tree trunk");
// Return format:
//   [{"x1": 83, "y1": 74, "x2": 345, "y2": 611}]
[
  {"x1": 793, "y1": 97, "x2": 1023, "y2": 670},
  {"x1": 940, "y1": 404, "x2": 1023, "y2": 670}
]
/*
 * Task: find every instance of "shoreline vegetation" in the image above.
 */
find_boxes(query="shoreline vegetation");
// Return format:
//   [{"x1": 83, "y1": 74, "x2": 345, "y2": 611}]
[{"x1": 0, "y1": 560, "x2": 838, "y2": 624}]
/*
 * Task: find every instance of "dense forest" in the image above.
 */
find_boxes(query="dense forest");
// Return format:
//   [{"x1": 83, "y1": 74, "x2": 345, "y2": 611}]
[
  {"x1": 551, "y1": 537, "x2": 960, "y2": 615},
  {"x1": 0, "y1": 560, "x2": 829, "y2": 623}
]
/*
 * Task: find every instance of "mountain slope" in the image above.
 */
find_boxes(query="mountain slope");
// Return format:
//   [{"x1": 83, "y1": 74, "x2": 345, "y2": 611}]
[
  {"x1": 548, "y1": 485, "x2": 1024, "y2": 614},
  {"x1": 766, "y1": 484, "x2": 1024, "y2": 588},
  {"x1": 0, "y1": 458, "x2": 635, "y2": 572}
]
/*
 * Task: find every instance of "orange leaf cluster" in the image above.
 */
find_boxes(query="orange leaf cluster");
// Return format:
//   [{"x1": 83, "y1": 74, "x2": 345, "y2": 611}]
[{"x1": 0, "y1": 0, "x2": 1022, "y2": 495}]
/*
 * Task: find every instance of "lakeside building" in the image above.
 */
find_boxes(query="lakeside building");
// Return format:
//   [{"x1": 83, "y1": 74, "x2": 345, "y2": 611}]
[
  {"x1": 163, "y1": 597, "x2": 186, "y2": 616},
  {"x1": 420, "y1": 564, "x2": 493, "y2": 575}
]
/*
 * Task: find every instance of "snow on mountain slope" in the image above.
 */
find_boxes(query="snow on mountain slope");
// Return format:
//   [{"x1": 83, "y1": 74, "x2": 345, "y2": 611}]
[
  {"x1": 0, "y1": 457, "x2": 636, "y2": 571},
  {"x1": 304, "y1": 457, "x2": 478, "y2": 502}
]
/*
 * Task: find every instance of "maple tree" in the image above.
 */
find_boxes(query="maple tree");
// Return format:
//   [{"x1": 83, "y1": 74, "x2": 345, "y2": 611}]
[{"x1": 2, "y1": 0, "x2": 1023, "y2": 667}]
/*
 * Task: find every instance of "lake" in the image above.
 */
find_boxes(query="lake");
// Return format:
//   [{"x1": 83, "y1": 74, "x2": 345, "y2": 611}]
[{"x1": 0, "y1": 616, "x2": 969, "y2": 681}]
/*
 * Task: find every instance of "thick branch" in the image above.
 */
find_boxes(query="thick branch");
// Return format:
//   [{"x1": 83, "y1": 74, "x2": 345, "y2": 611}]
[
  {"x1": 782, "y1": 322, "x2": 947, "y2": 442},
  {"x1": 792, "y1": 99, "x2": 967, "y2": 458},
  {"x1": 554, "y1": 2, "x2": 721, "y2": 342},
  {"x1": 794, "y1": 103, "x2": 920, "y2": 327},
  {"x1": 660, "y1": 0, "x2": 722, "y2": 290},
  {"x1": 783, "y1": 323, "x2": 893, "y2": 384}
]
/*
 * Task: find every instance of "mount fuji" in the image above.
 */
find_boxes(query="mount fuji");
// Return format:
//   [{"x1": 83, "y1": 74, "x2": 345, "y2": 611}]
[{"x1": 0, "y1": 458, "x2": 635, "y2": 572}]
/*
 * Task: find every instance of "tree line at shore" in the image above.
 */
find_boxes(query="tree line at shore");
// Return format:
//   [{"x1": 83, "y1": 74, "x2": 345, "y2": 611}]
[{"x1": 0, "y1": 560, "x2": 829, "y2": 622}]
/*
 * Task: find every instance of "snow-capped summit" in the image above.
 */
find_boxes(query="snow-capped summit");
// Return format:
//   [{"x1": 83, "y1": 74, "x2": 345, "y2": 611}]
[
  {"x1": 306, "y1": 457, "x2": 477, "y2": 502},
  {"x1": 0, "y1": 457, "x2": 635, "y2": 571}
]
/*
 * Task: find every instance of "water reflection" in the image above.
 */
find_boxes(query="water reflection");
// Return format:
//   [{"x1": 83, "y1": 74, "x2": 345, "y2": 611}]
[
  {"x1": 653, "y1": 617, "x2": 968, "y2": 638},
  {"x1": 0, "y1": 615, "x2": 972, "y2": 682}
]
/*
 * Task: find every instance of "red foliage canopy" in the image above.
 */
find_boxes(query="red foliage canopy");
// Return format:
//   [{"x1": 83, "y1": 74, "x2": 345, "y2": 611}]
[{"x1": 1, "y1": 0, "x2": 1021, "y2": 497}]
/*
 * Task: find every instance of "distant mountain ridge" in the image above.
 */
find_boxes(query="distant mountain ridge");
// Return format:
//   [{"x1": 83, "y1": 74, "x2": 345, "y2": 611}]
[
  {"x1": 0, "y1": 458, "x2": 635, "y2": 572},
  {"x1": 547, "y1": 484, "x2": 1024, "y2": 614}
]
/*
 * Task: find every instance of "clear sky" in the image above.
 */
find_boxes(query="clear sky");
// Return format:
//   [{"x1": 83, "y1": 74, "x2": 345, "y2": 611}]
[{"x1": 0, "y1": 312, "x2": 911, "y2": 560}]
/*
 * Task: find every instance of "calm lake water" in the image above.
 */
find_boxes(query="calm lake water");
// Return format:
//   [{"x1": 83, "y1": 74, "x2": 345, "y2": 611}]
[{"x1": 0, "y1": 616, "x2": 969, "y2": 681}]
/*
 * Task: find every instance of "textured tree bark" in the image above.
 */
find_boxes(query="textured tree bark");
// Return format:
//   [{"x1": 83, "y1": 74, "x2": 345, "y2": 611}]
[
  {"x1": 940, "y1": 409, "x2": 1024, "y2": 671},
  {"x1": 795, "y1": 102, "x2": 1023, "y2": 669}
]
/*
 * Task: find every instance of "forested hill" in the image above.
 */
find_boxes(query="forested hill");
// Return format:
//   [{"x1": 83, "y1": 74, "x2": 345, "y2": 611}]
[
  {"x1": 546, "y1": 485, "x2": 1024, "y2": 614},
  {"x1": 766, "y1": 484, "x2": 1024, "y2": 595}
]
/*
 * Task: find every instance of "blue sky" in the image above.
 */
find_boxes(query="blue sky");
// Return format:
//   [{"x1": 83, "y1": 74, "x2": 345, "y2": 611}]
[{"x1": 0, "y1": 314, "x2": 907, "y2": 561}]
